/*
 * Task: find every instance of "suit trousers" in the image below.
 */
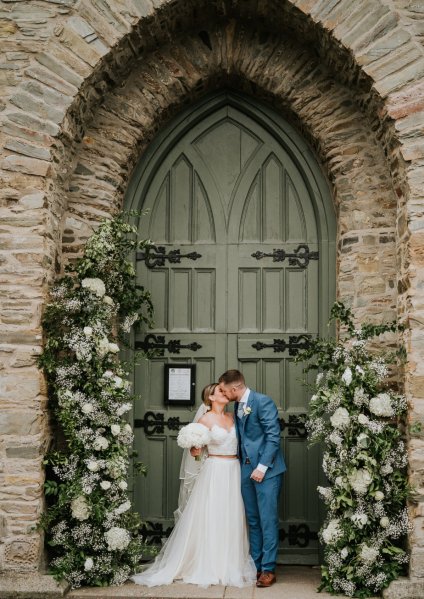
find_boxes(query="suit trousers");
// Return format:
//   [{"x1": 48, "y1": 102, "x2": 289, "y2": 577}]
[{"x1": 241, "y1": 464, "x2": 283, "y2": 572}]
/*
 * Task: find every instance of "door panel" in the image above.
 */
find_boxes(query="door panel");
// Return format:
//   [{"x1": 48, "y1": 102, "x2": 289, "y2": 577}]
[{"x1": 131, "y1": 95, "x2": 334, "y2": 564}]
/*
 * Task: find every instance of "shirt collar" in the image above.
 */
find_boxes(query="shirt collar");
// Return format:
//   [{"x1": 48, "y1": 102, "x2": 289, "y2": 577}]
[{"x1": 239, "y1": 387, "x2": 250, "y2": 404}]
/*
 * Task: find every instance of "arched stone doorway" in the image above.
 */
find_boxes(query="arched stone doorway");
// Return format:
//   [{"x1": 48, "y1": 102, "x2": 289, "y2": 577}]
[
  {"x1": 125, "y1": 90, "x2": 335, "y2": 564},
  {"x1": 2, "y1": 2, "x2": 424, "y2": 595}
]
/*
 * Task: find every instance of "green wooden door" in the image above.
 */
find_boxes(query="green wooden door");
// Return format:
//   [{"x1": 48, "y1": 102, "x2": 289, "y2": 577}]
[{"x1": 128, "y1": 92, "x2": 335, "y2": 563}]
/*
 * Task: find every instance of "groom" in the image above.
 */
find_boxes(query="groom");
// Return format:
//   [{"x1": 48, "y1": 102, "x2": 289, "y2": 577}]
[{"x1": 219, "y1": 370, "x2": 286, "y2": 588}]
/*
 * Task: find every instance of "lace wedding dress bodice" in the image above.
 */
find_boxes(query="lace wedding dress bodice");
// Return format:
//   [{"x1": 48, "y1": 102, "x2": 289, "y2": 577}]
[{"x1": 207, "y1": 425, "x2": 238, "y2": 456}]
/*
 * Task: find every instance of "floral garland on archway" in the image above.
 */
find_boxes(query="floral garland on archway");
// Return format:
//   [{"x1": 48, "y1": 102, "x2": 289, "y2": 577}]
[
  {"x1": 38, "y1": 213, "x2": 153, "y2": 588},
  {"x1": 297, "y1": 302, "x2": 411, "y2": 598}
]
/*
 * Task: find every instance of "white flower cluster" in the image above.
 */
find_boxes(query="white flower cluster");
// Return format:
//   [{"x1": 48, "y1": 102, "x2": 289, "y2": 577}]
[
  {"x1": 71, "y1": 496, "x2": 91, "y2": 521},
  {"x1": 105, "y1": 526, "x2": 131, "y2": 551},
  {"x1": 322, "y1": 519, "x2": 343, "y2": 544},
  {"x1": 370, "y1": 393, "x2": 393, "y2": 417},
  {"x1": 302, "y1": 309, "x2": 410, "y2": 597},
  {"x1": 330, "y1": 407, "x2": 350, "y2": 429},
  {"x1": 177, "y1": 422, "x2": 211, "y2": 449},
  {"x1": 41, "y1": 216, "x2": 152, "y2": 589},
  {"x1": 348, "y1": 468, "x2": 373, "y2": 495},
  {"x1": 81, "y1": 277, "x2": 106, "y2": 297}
]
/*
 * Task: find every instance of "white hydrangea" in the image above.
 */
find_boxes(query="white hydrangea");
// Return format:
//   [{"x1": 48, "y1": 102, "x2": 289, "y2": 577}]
[
  {"x1": 98, "y1": 337, "x2": 110, "y2": 357},
  {"x1": 71, "y1": 496, "x2": 90, "y2": 521},
  {"x1": 350, "y1": 512, "x2": 368, "y2": 529},
  {"x1": 105, "y1": 526, "x2": 131, "y2": 551},
  {"x1": 355, "y1": 365, "x2": 364, "y2": 375},
  {"x1": 118, "y1": 480, "x2": 128, "y2": 490},
  {"x1": 348, "y1": 468, "x2": 373, "y2": 494},
  {"x1": 322, "y1": 519, "x2": 342, "y2": 544},
  {"x1": 84, "y1": 557, "x2": 94, "y2": 571},
  {"x1": 83, "y1": 326, "x2": 93, "y2": 337},
  {"x1": 81, "y1": 278, "x2": 106, "y2": 298},
  {"x1": 375, "y1": 491, "x2": 384, "y2": 501},
  {"x1": 103, "y1": 370, "x2": 114, "y2": 378},
  {"x1": 380, "y1": 516, "x2": 389, "y2": 528},
  {"x1": 87, "y1": 460, "x2": 100, "y2": 472},
  {"x1": 357, "y1": 413, "x2": 369, "y2": 425},
  {"x1": 329, "y1": 431, "x2": 343, "y2": 446},
  {"x1": 82, "y1": 403, "x2": 94, "y2": 415},
  {"x1": 93, "y1": 436, "x2": 109, "y2": 451},
  {"x1": 108, "y1": 342, "x2": 120, "y2": 354},
  {"x1": 115, "y1": 500, "x2": 131, "y2": 515},
  {"x1": 359, "y1": 544, "x2": 379, "y2": 563},
  {"x1": 330, "y1": 407, "x2": 350, "y2": 429},
  {"x1": 341, "y1": 367, "x2": 352, "y2": 385},
  {"x1": 317, "y1": 486, "x2": 333, "y2": 500},
  {"x1": 103, "y1": 295, "x2": 114, "y2": 305},
  {"x1": 370, "y1": 393, "x2": 394, "y2": 417},
  {"x1": 100, "y1": 480, "x2": 111, "y2": 490},
  {"x1": 381, "y1": 463, "x2": 393, "y2": 475},
  {"x1": 111, "y1": 424, "x2": 121, "y2": 436}
]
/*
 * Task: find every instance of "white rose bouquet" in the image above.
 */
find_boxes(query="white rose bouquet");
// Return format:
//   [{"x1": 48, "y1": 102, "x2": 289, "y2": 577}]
[{"x1": 177, "y1": 422, "x2": 211, "y2": 461}]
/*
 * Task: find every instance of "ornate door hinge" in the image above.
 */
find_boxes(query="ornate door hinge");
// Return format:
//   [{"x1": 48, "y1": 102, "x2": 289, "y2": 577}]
[
  {"x1": 136, "y1": 245, "x2": 202, "y2": 269},
  {"x1": 134, "y1": 411, "x2": 189, "y2": 435},
  {"x1": 279, "y1": 524, "x2": 318, "y2": 548},
  {"x1": 139, "y1": 521, "x2": 173, "y2": 545},
  {"x1": 252, "y1": 334, "x2": 311, "y2": 356},
  {"x1": 251, "y1": 244, "x2": 318, "y2": 269},
  {"x1": 279, "y1": 413, "x2": 307, "y2": 438},
  {"x1": 135, "y1": 334, "x2": 202, "y2": 356}
]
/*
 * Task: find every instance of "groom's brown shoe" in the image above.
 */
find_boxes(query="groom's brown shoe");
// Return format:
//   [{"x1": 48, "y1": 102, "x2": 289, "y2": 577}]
[
  {"x1": 256, "y1": 571, "x2": 262, "y2": 581},
  {"x1": 256, "y1": 571, "x2": 276, "y2": 587}
]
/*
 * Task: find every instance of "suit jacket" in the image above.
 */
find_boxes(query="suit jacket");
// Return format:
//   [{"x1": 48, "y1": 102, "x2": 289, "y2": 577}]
[{"x1": 235, "y1": 389, "x2": 286, "y2": 479}]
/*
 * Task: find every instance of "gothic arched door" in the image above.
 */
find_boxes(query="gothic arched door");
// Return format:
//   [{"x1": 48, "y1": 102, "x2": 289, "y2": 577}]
[{"x1": 126, "y1": 91, "x2": 336, "y2": 564}]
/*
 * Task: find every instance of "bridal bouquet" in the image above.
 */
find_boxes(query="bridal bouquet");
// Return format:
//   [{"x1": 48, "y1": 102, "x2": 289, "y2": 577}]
[{"x1": 177, "y1": 423, "x2": 211, "y2": 460}]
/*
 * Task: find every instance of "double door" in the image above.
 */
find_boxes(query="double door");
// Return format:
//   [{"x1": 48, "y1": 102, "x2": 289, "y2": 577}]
[{"x1": 131, "y1": 98, "x2": 332, "y2": 563}]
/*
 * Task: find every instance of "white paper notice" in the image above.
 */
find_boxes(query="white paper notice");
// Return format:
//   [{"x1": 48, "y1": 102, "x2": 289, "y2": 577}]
[{"x1": 168, "y1": 367, "x2": 191, "y2": 401}]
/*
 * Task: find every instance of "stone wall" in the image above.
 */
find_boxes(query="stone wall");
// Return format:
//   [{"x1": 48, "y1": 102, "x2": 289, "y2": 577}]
[{"x1": 1, "y1": 0, "x2": 424, "y2": 591}]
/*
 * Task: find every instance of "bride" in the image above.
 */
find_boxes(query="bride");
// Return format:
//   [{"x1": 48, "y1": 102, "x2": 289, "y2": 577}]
[{"x1": 131, "y1": 383, "x2": 256, "y2": 588}]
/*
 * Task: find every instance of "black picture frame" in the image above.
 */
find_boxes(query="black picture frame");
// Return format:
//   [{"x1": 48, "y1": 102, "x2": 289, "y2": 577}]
[{"x1": 164, "y1": 364, "x2": 196, "y2": 406}]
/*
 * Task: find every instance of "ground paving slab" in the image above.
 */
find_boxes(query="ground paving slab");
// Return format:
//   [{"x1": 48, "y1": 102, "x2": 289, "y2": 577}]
[{"x1": 67, "y1": 566, "x2": 370, "y2": 599}]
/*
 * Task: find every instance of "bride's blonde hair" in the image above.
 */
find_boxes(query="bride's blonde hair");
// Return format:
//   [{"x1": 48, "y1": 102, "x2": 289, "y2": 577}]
[{"x1": 202, "y1": 383, "x2": 218, "y2": 408}]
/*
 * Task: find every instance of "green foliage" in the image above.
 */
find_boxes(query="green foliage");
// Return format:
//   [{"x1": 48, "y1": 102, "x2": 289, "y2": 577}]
[
  {"x1": 38, "y1": 212, "x2": 153, "y2": 589},
  {"x1": 296, "y1": 302, "x2": 410, "y2": 597}
]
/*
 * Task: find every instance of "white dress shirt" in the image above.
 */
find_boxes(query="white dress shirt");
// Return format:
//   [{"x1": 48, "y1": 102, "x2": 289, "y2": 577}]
[{"x1": 237, "y1": 387, "x2": 268, "y2": 474}]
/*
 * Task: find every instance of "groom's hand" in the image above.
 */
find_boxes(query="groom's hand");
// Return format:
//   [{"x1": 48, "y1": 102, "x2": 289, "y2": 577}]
[{"x1": 250, "y1": 468, "x2": 265, "y2": 483}]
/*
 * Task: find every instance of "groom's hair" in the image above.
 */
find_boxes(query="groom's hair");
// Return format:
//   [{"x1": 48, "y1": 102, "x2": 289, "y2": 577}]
[{"x1": 219, "y1": 369, "x2": 245, "y2": 386}]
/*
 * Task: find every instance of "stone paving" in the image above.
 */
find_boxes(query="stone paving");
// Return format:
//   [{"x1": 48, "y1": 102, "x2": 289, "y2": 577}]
[{"x1": 68, "y1": 566, "x2": 350, "y2": 599}]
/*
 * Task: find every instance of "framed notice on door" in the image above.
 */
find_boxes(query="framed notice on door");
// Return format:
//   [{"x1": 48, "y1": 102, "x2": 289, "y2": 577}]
[{"x1": 164, "y1": 364, "x2": 196, "y2": 406}]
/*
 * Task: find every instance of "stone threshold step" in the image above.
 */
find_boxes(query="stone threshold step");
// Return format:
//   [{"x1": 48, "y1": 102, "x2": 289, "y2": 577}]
[{"x1": 67, "y1": 566, "x2": 353, "y2": 599}]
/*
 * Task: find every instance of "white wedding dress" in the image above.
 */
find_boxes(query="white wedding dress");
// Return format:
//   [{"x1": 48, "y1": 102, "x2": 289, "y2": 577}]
[{"x1": 131, "y1": 424, "x2": 256, "y2": 588}]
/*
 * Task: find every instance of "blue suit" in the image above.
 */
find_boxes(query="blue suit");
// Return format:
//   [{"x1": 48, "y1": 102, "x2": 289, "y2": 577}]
[{"x1": 235, "y1": 389, "x2": 286, "y2": 573}]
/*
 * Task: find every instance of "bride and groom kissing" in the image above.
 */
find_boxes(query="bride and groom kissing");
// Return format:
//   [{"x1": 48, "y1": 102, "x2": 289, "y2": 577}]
[{"x1": 132, "y1": 369, "x2": 286, "y2": 589}]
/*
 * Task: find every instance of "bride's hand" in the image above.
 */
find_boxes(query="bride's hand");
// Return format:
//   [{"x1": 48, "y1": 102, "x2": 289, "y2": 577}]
[{"x1": 190, "y1": 447, "x2": 202, "y2": 457}]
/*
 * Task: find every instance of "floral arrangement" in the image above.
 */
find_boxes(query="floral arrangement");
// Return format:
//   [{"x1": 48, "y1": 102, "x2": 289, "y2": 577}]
[
  {"x1": 296, "y1": 302, "x2": 411, "y2": 598},
  {"x1": 38, "y1": 213, "x2": 154, "y2": 588},
  {"x1": 177, "y1": 423, "x2": 211, "y2": 461}
]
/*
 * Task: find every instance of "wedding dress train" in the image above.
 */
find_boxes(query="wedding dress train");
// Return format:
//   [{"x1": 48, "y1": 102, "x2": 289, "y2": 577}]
[{"x1": 131, "y1": 424, "x2": 256, "y2": 588}]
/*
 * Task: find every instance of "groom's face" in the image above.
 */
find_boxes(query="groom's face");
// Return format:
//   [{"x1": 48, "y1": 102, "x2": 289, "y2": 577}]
[{"x1": 219, "y1": 382, "x2": 242, "y2": 402}]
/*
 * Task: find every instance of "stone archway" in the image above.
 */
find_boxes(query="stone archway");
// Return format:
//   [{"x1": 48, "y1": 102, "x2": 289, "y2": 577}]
[{"x1": 1, "y1": 2, "x2": 424, "y2": 594}]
